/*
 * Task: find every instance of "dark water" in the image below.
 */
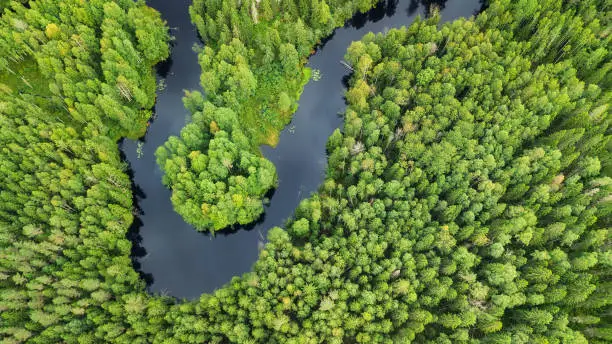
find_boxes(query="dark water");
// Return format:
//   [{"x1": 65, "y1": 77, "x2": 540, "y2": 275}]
[{"x1": 121, "y1": 0, "x2": 482, "y2": 299}]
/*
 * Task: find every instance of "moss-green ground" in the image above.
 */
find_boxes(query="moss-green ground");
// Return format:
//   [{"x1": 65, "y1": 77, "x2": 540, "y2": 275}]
[{"x1": 241, "y1": 65, "x2": 312, "y2": 148}]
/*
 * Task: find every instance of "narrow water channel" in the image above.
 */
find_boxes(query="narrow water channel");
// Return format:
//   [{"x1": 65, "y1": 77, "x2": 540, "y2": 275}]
[{"x1": 120, "y1": 0, "x2": 483, "y2": 300}]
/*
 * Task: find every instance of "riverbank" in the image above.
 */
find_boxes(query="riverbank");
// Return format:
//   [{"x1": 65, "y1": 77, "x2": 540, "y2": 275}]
[{"x1": 123, "y1": 0, "x2": 481, "y2": 299}]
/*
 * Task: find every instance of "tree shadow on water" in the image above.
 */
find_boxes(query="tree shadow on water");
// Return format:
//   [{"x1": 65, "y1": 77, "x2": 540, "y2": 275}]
[
  {"x1": 312, "y1": 0, "x2": 400, "y2": 56},
  {"x1": 210, "y1": 187, "x2": 276, "y2": 237},
  {"x1": 156, "y1": 56, "x2": 173, "y2": 79},
  {"x1": 212, "y1": 212, "x2": 267, "y2": 237},
  {"x1": 314, "y1": 31, "x2": 337, "y2": 54},
  {"x1": 348, "y1": 0, "x2": 400, "y2": 29},
  {"x1": 119, "y1": 146, "x2": 155, "y2": 287}
]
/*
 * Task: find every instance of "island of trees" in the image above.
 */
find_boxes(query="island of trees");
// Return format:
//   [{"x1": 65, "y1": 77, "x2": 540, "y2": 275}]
[{"x1": 0, "y1": 0, "x2": 610, "y2": 343}]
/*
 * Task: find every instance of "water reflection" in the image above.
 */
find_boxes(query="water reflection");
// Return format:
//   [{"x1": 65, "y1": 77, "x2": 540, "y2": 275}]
[
  {"x1": 123, "y1": 0, "x2": 482, "y2": 299},
  {"x1": 120, "y1": 148, "x2": 154, "y2": 286},
  {"x1": 349, "y1": 0, "x2": 400, "y2": 28}
]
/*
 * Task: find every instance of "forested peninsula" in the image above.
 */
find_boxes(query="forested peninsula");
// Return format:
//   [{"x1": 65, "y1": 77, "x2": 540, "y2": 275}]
[
  {"x1": 155, "y1": 0, "x2": 383, "y2": 231},
  {"x1": 0, "y1": 0, "x2": 610, "y2": 343}
]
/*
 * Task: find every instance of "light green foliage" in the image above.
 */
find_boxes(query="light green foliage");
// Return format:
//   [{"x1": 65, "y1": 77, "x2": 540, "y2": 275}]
[
  {"x1": 160, "y1": 1, "x2": 608, "y2": 342},
  {"x1": 165, "y1": 0, "x2": 608, "y2": 341},
  {"x1": 156, "y1": 0, "x2": 381, "y2": 230},
  {"x1": 0, "y1": 0, "x2": 170, "y2": 343},
  {"x1": 156, "y1": 99, "x2": 277, "y2": 231},
  {"x1": 189, "y1": 0, "x2": 379, "y2": 145},
  {"x1": 0, "y1": 0, "x2": 610, "y2": 343},
  {"x1": 0, "y1": 0, "x2": 170, "y2": 139}
]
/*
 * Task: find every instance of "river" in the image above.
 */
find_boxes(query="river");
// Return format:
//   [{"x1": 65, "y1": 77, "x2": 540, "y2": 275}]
[{"x1": 119, "y1": 0, "x2": 483, "y2": 300}]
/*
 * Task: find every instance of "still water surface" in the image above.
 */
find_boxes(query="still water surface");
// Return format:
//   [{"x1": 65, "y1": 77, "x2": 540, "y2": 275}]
[{"x1": 120, "y1": 0, "x2": 482, "y2": 299}]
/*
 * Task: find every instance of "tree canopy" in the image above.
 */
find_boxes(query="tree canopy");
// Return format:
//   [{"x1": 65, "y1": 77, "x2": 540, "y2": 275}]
[
  {"x1": 156, "y1": 99, "x2": 277, "y2": 231},
  {"x1": 0, "y1": 0, "x2": 610, "y2": 343},
  {"x1": 157, "y1": 0, "x2": 382, "y2": 231}
]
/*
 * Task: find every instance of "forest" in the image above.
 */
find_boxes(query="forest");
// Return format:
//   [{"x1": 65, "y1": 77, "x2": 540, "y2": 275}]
[
  {"x1": 156, "y1": 0, "x2": 382, "y2": 231},
  {"x1": 0, "y1": 0, "x2": 610, "y2": 343}
]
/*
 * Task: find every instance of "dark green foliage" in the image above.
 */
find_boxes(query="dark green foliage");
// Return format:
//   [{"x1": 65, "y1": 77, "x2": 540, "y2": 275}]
[
  {"x1": 0, "y1": 0, "x2": 27, "y2": 13},
  {"x1": 0, "y1": 0, "x2": 610, "y2": 343},
  {"x1": 188, "y1": 0, "x2": 380, "y2": 145},
  {"x1": 156, "y1": 1, "x2": 609, "y2": 342},
  {"x1": 0, "y1": 0, "x2": 170, "y2": 139},
  {"x1": 0, "y1": 0, "x2": 170, "y2": 342},
  {"x1": 156, "y1": 0, "x2": 381, "y2": 230},
  {"x1": 480, "y1": 0, "x2": 611, "y2": 87},
  {"x1": 314, "y1": 12, "x2": 610, "y2": 341}
]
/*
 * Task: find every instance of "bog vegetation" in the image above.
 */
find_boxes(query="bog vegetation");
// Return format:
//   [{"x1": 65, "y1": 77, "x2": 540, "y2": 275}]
[
  {"x1": 156, "y1": 0, "x2": 382, "y2": 231},
  {"x1": 0, "y1": 0, "x2": 610, "y2": 343}
]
